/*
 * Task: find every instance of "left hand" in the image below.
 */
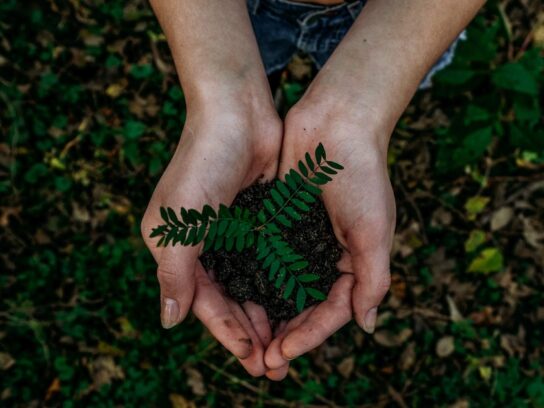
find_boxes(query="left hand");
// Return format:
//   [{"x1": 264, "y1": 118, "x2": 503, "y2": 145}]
[{"x1": 263, "y1": 97, "x2": 397, "y2": 380}]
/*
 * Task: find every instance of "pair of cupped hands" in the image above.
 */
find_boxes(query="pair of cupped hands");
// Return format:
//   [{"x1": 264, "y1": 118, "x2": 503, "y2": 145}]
[{"x1": 141, "y1": 89, "x2": 396, "y2": 380}]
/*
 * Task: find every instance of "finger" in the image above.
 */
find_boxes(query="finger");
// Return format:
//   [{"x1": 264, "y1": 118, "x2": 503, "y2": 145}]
[
  {"x1": 204, "y1": 276, "x2": 267, "y2": 376},
  {"x1": 157, "y1": 246, "x2": 198, "y2": 329},
  {"x1": 243, "y1": 302, "x2": 272, "y2": 347},
  {"x1": 351, "y1": 249, "x2": 391, "y2": 334},
  {"x1": 192, "y1": 266, "x2": 253, "y2": 360},
  {"x1": 280, "y1": 274, "x2": 354, "y2": 360},
  {"x1": 226, "y1": 300, "x2": 267, "y2": 377},
  {"x1": 266, "y1": 364, "x2": 290, "y2": 381},
  {"x1": 264, "y1": 306, "x2": 316, "y2": 370}
]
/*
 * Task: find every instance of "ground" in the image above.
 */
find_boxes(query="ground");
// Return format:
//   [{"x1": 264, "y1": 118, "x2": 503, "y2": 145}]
[{"x1": 1, "y1": 0, "x2": 543, "y2": 407}]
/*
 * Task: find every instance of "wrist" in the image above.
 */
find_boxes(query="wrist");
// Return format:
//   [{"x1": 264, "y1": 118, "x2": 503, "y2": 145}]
[
  {"x1": 290, "y1": 89, "x2": 394, "y2": 157},
  {"x1": 181, "y1": 62, "x2": 274, "y2": 112},
  {"x1": 179, "y1": 92, "x2": 282, "y2": 163},
  {"x1": 188, "y1": 81, "x2": 276, "y2": 122}
]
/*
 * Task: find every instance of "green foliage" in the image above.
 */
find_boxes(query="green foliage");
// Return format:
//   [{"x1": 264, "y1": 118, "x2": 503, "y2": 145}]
[
  {"x1": 150, "y1": 143, "x2": 342, "y2": 311},
  {"x1": 433, "y1": 17, "x2": 544, "y2": 173}
]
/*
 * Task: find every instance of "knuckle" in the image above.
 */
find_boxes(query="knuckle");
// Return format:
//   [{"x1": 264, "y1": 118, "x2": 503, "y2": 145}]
[{"x1": 156, "y1": 265, "x2": 178, "y2": 286}]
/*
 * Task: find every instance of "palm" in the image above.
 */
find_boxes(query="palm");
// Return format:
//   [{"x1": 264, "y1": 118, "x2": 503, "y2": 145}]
[
  {"x1": 264, "y1": 116, "x2": 395, "y2": 378},
  {"x1": 141, "y1": 112, "x2": 281, "y2": 376}
]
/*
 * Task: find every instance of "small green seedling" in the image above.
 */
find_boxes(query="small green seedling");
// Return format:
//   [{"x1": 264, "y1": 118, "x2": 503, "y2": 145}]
[{"x1": 150, "y1": 143, "x2": 343, "y2": 312}]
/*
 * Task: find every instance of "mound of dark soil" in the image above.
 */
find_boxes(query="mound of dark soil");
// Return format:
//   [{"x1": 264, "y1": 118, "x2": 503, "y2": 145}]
[{"x1": 200, "y1": 182, "x2": 341, "y2": 322}]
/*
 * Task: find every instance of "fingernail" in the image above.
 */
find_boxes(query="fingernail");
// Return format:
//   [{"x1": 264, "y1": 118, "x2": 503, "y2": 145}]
[
  {"x1": 237, "y1": 338, "x2": 253, "y2": 360},
  {"x1": 363, "y1": 307, "x2": 378, "y2": 334},
  {"x1": 161, "y1": 298, "x2": 179, "y2": 329},
  {"x1": 281, "y1": 349, "x2": 296, "y2": 361}
]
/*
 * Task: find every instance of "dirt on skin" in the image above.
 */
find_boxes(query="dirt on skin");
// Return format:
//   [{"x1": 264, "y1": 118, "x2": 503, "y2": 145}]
[{"x1": 200, "y1": 181, "x2": 341, "y2": 323}]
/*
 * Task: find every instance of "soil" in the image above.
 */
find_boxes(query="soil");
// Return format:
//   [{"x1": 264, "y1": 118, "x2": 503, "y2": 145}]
[{"x1": 200, "y1": 182, "x2": 341, "y2": 323}]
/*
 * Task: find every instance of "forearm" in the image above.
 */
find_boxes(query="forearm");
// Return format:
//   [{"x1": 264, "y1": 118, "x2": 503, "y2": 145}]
[
  {"x1": 150, "y1": 0, "x2": 272, "y2": 112},
  {"x1": 303, "y1": 0, "x2": 484, "y2": 139}
]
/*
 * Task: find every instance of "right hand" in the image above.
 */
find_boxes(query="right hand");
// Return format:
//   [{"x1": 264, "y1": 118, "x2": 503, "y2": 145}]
[
  {"x1": 263, "y1": 98, "x2": 396, "y2": 379},
  {"x1": 141, "y1": 97, "x2": 282, "y2": 376}
]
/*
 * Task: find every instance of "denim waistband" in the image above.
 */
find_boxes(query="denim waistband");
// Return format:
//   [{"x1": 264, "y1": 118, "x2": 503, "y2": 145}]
[{"x1": 249, "y1": 0, "x2": 364, "y2": 24}]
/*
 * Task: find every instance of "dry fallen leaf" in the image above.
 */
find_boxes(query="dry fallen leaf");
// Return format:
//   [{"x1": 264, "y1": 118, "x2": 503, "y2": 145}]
[
  {"x1": 0, "y1": 352, "x2": 15, "y2": 370},
  {"x1": 449, "y1": 400, "x2": 469, "y2": 408},
  {"x1": 521, "y1": 216, "x2": 544, "y2": 249},
  {"x1": 79, "y1": 29, "x2": 104, "y2": 47},
  {"x1": 185, "y1": 367, "x2": 206, "y2": 397},
  {"x1": 436, "y1": 336, "x2": 455, "y2": 358},
  {"x1": 431, "y1": 207, "x2": 453, "y2": 227},
  {"x1": 533, "y1": 11, "x2": 544, "y2": 48},
  {"x1": 390, "y1": 274, "x2": 407, "y2": 300},
  {"x1": 337, "y1": 356, "x2": 355, "y2": 379},
  {"x1": 106, "y1": 83, "x2": 125, "y2": 98},
  {"x1": 88, "y1": 356, "x2": 125, "y2": 388},
  {"x1": 446, "y1": 295, "x2": 464, "y2": 322},
  {"x1": 1, "y1": 388, "x2": 12, "y2": 400},
  {"x1": 0, "y1": 206, "x2": 21, "y2": 227},
  {"x1": 72, "y1": 202, "x2": 90, "y2": 223},
  {"x1": 374, "y1": 328, "x2": 412, "y2": 348},
  {"x1": 399, "y1": 342, "x2": 416, "y2": 371},
  {"x1": 500, "y1": 334, "x2": 526, "y2": 357},
  {"x1": 45, "y1": 378, "x2": 61, "y2": 401},
  {"x1": 490, "y1": 207, "x2": 514, "y2": 231},
  {"x1": 169, "y1": 394, "x2": 196, "y2": 408}
]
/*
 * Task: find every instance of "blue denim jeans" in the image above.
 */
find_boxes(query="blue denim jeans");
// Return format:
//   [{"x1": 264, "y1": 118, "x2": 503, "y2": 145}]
[{"x1": 247, "y1": 0, "x2": 465, "y2": 89}]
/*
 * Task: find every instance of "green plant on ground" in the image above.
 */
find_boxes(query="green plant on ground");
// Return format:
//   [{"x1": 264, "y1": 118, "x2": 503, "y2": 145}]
[{"x1": 149, "y1": 143, "x2": 343, "y2": 312}]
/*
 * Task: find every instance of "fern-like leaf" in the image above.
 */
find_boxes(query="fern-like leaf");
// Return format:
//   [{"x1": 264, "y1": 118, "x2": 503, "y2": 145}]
[
  {"x1": 150, "y1": 142, "x2": 344, "y2": 312},
  {"x1": 151, "y1": 203, "x2": 254, "y2": 251},
  {"x1": 256, "y1": 233, "x2": 313, "y2": 311}
]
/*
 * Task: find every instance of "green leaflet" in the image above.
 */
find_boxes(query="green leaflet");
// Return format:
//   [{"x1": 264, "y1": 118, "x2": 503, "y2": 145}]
[
  {"x1": 305, "y1": 152, "x2": 315, "y2": 171},
  {"x1": 298, "y1": 273, "x2": 319, "y2": 283},
  {"x1": 296, "y1": 287, "x2": 307, "y2": 312},
  {"x1": 275, "y1": 180, "x2": 290, "y2": 198},
  {"x1": 160, "y1": 207, "x2": 169, "y2": 224},
  {"x1": 306, "y1": 288, "x2": 326, "y2": 300},
  {"x1": 283, "y1": 277, "x2": 296, "y2": 299},
  {"x1": 315, "y1": 143, "x2": 326, "y2": 162},
  {"x1": 298, "y1": 160, "x2": 309, "y2": 177}
]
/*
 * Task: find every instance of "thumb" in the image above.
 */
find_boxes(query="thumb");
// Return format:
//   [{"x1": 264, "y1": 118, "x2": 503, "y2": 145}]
[
  {"x1": 156, "y1": 246, "x2": 198, "y2": 329},
  {"x1": 351, "y1": 248, "x2": 391, "y2": 334}
]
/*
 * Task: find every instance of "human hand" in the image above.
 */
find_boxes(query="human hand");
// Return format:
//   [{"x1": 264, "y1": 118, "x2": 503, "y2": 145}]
[
  {"x1": 264, "y1": 99, "x2": 396, "y2": 379},
  {"x1": 141, "y1": 96, "x2": 282, "y2": 376}
]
